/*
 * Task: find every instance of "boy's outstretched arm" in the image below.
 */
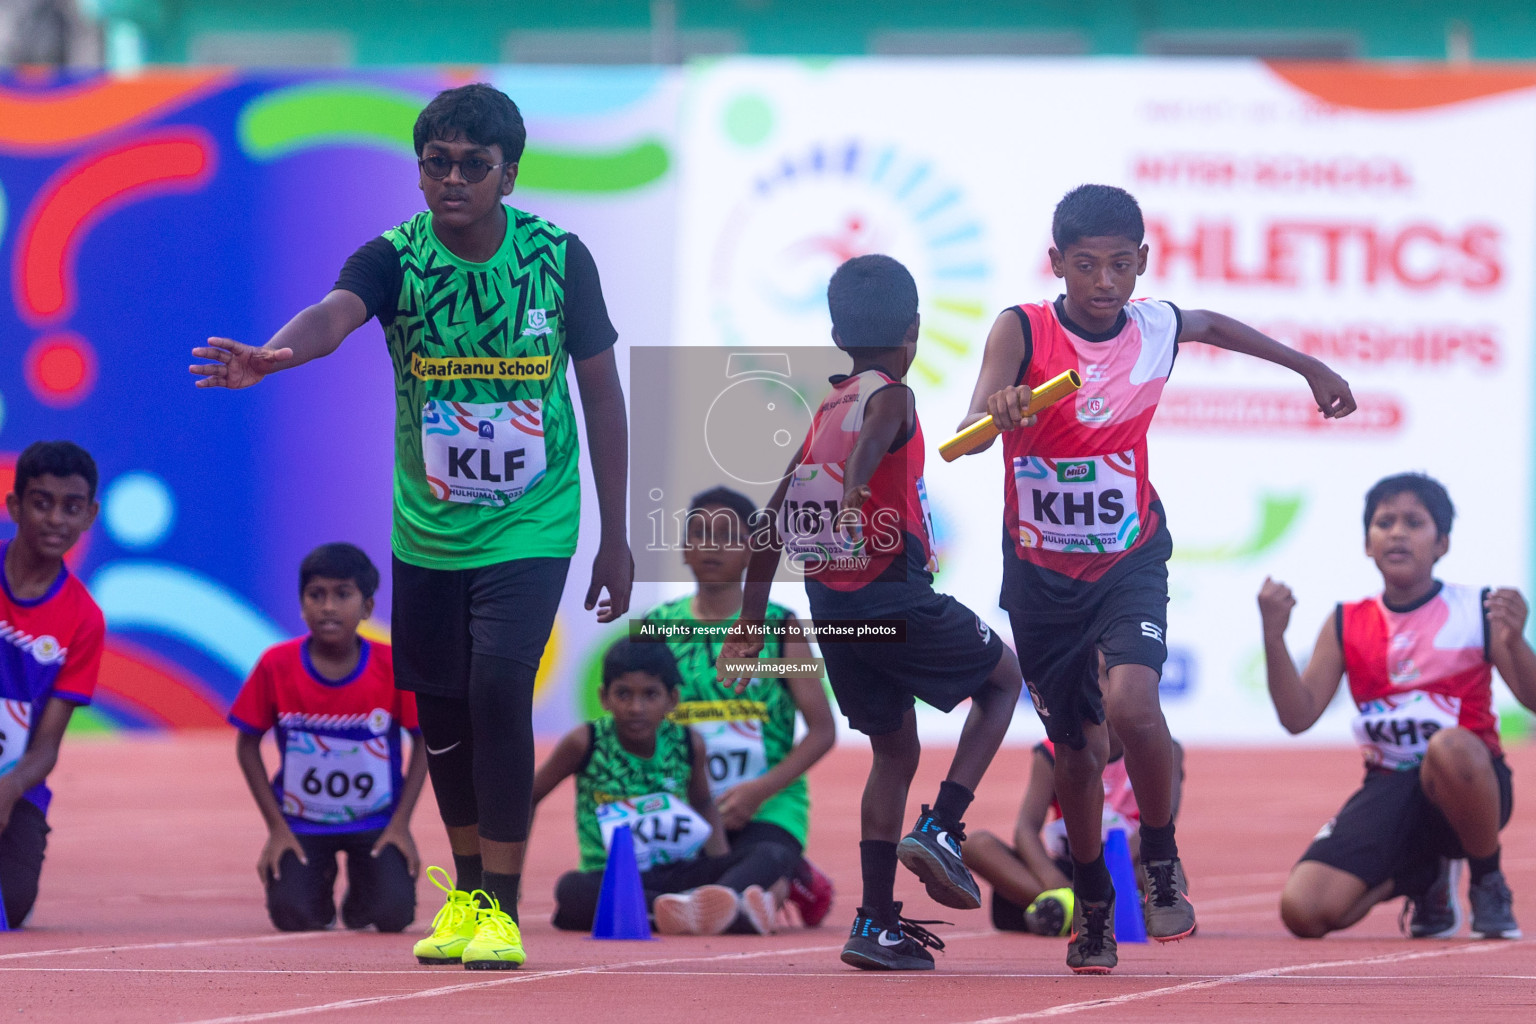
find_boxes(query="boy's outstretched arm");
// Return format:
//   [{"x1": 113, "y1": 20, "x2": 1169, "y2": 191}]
[
  {"x1": 573, "y1": 348, "x2": 634, "y2": 623},
  {"x1": 0, "y1": 697, "x2": 75, "y2": 835},
  {"x1": 1486, "y1": 588, "x2": 1536, "y2": 712},
  {"x1": 1180, "y1": 310, "x2": 1356, "y2": 419},
  {"x1": 1258, "y1": 577, "x2": 1345, "y2": 733},
  {"x1": 191, "y1": 290, "x2": 368, "y2": 389},
  {"x1": 371, "y1": 736, "x2": 428, "y2": 876},
  {"x1": 687, "y1": 728, "x2": 731, "y2": 857},
  {"x1": 715, "y1": 622, "x2": 836, "y2": 830},
  {"x1": 956, "y1": 311, "x2": 1033, "y2": 444},
  {"x1": 234, "y1": 729, "x2": 307, "y2": 881},
  {"x1": 839, "y1": 385, "x2": 911, "y2": 510}
]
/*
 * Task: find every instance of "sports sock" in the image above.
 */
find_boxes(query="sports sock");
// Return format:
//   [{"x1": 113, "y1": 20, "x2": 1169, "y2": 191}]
[
  {"x1": 1138, "y1": 820, "x2": 1179, "y2": 862},
  {"x1": 1073, "y1": 852, "x2": 1113, "y2": 903},
  {"x1": 481, "y1": 871, "x2": 521, "y2": 924},
  {"x1": 932, "y1": 780, "x2": 974, "y2": 828},
  {"x1": 860, "y1": 840, "x2": 899, "y2": 925},
  {"x1": 1469, "y1": 849, "x2": 1502, "y2": 884},
  {"x1": 453, "y1": 852, "x2": 484, "y2": 894}
]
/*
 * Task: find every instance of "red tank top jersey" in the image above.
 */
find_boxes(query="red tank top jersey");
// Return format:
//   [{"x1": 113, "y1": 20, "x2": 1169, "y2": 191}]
[
  {"x1": 1002, "y1": 298, "x2": 1181, "y2": 582},
  {"x1": 1339, "y1": 582, "x2": 1498, "y2": 768},
  {"x1": 784, "y1": 370, "x2": 936, "y2": 591}
]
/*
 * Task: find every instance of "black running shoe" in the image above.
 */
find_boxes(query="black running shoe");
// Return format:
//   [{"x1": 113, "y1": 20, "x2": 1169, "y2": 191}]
[
  {"x1": 1066, "y1": 894, "x2": 1117, "y2": 975},
  {"x1": 1469, "y1": 870, "x2": 1522, "y2": 939},
  {"x1": 1404, "y1": 858, "x2": 1463, "y2": 939},
  {"x1": 840, "y1": 903, "x2": 947, "y2": 971},
  {"x1": 897, "y1": 806, "x2": 981, "y2": 910}
]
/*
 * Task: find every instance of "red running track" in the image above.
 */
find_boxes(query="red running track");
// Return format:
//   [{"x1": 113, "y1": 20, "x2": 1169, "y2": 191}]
[{"x1": 4, "y1": 735, "x2": 1533, "y2": 1022}]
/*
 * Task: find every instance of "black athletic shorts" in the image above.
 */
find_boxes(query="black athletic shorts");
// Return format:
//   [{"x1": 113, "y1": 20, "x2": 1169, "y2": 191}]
[
  {"x1": 391, "y1": 555, "x2": 570, "y2": 697},
  {"x1": 0, "y1": 798, "x2": 49, "y2": 928},
  {"x1": 1003, "y1": 520, "x2": 1172, "y2": 750},
  {"x1": 1300, "y1": 757, "x2": 1514, "y2": 897},
  {"x1": 814, "y1": 590, "x2": 1007, "y2": 736}
]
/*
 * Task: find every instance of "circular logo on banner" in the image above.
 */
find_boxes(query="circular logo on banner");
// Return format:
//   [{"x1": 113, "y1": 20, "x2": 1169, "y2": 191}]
[{"x1": 709, "y1": 140, "x2": 991, "y2": 389}]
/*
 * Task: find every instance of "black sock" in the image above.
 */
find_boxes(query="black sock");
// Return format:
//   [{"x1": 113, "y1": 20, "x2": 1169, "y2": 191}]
[
  {"x1": 1139, "y1": 820, "x2": 1178, "y2": 863},
  {"x1": 1469, "y1": 850, "x2": 1502, "y2": 885},
  {"x1": 481, "y1": 871, "x2": 521, "y2": 923},
  {"x1": 932, "y1": 780, "x2": 974, "y2": 828},
  {"x1": 453, "y1": 853, "x2": 484, "y2": 894},
  {"x1": 1073, "y1": 853, "x2": 1113, "y2": 903},
  {"x1": 860, "y1": 840, "x2": 899, "y2": 925}
]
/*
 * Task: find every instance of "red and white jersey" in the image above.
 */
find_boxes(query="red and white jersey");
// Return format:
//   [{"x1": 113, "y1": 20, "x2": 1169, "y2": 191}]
[
  {"x1": 1037, "y1": 739, "x2": 1141, "y2": 859},
  {"x1": 1002, "y1": 298, "x2": 1180, "y2": 582},
  {"x1": 784, "y1": 370, "x2": 937, "y2": 591},
  {"x1": 0, "y1": 544, "x2": 103, "y2": 816},
  {"x1": 229, "y1": 637, "x2": 419, "y2": 834},
  {"x1": 1339, "y1": 582, "x2": 1497, "y2": 769}
]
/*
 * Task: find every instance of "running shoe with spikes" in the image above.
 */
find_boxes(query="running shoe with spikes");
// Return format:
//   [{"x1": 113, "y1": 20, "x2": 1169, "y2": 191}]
[
  {"x1": 787, "y1": 858, "x2": 835, "y2": 927},
  {"x1": 1404, "y1": 858, "x2": 1463, "y2": 939},
  {"x1": 1140, "y1": 857, "x2": 1197, "y2": 941},
  {"x1": 654, "y1": 884, "x2": 741, "y2": 936},
  {"x1": 1026, "y1": 887, "x2": 1076, "y2": 938},
  {"x1": 1469, "y1": 870, "x2": 1522, "y2": 939},
  {"x1": 411, "y1": 865, "x2": 480, "y2": 965},
  {"x1": 840, "y1": 903, "x2": 947, "y2": 971},
  {"x1": 897, "y1": 805, "x2": 981, "y2": 910},
  {"x1": 1066, "y1": 893, "x2": 1117, "y2": 975},
  {"x1": 461, "y1": 893, "x2": 526, "y2": 970}
]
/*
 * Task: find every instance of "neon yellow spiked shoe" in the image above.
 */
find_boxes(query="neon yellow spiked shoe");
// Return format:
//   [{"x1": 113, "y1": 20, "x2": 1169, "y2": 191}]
[
  {"x1": 412, "y1": 866, "x2": 480, "y2": 965},
  {"x1": 462, "y1": 893, "x2": 526, "y2": 970}
]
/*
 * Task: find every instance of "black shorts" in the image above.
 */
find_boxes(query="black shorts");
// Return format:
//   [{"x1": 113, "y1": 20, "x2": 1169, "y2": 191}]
[
  {"x1": 815, "y1": 591, "x2": 1006, "y2": 736},
  {"x1": 1300, "y1": 757, "x2": 1515, "y2": 896},
  {"x1": 391, "y1": 555, "x2": 570, "y2": 697},
  {"x1": 1003, "y1": 524, "x2": 1171, "y2": 750},
  {"x1": 0, "y1": 798, "x2": 50, "y2": 928}
]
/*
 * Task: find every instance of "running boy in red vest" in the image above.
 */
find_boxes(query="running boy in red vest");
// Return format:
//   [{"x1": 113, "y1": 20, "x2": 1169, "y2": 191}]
[
  {"x1": 958, "y1": 184, "x2": 1355, "y2": 972},
  {"x1": 725, "y1": 254, "x2": 1024, "y2": 971},
  {"x1": 1260, "y1": 473, "x2": 1536, "y2": 940}
]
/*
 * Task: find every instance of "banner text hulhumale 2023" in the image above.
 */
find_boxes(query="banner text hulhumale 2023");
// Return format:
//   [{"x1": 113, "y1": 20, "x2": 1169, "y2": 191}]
[{"x1": 4, "y1": 61, "x2": 1535, "y2": 743}]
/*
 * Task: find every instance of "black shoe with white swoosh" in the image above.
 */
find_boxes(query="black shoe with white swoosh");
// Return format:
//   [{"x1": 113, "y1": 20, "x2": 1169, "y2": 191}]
[
  {"x1": 897, "y1": 806, "x2": 982, "y2": 910},
  {"x1": 840, "y1": 904, "x2": 946, "y2": 971}
]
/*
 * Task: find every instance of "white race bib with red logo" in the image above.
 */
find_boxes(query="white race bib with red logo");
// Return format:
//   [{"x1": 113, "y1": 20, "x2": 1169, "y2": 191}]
[
  {"x1": 0, "y1": 699, "x2": 32, "y2": 778},
  {"x1": 281, "y1": 732, "x2": 394, "y2": 824},
  {"x1": 422, "y1": 399, "x2": 548, "y2": 506},
  {"x1": 1352, "y1": 690, "x2": 1461, "y2": 770},
  {"x1": 1013, "y1": 452, "x2": 1140, "y2": 553}
]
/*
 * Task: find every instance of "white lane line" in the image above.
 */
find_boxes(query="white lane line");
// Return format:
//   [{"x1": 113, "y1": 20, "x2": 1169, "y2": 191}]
[
  {"x1": 0, "y1": 931, "x2": 331, "y2": 962},
  {"x1": 175, "y1": 931, "x2": 997, "y2": 1024},
  {"x1": 957, "y1": 940, "x2": 1529, "y2": 1023}
]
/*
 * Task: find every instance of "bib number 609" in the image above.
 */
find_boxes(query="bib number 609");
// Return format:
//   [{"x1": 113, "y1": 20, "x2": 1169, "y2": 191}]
[{"x1": 301, "y1": 767, "x2": 374, "y2": 799}]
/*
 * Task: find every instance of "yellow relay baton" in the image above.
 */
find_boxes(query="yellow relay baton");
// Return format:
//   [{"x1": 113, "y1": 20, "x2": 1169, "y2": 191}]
[{"x1": 938, "y1": 369, "x2": 1083, "y2": 463}]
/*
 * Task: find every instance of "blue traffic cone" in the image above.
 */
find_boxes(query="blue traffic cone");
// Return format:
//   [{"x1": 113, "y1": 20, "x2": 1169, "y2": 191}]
[
  {"x1": 1104, "y1": 827, "x2": 1147, "y2": 943},
  {"x1": 592, "y1": 825, "x2": 652, "y2": 940}
]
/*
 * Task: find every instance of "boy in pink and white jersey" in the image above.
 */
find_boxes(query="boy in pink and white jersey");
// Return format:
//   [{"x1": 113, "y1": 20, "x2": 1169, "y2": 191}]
[
  {"x1": 959, "y1": 184, "x2": 1356, "y2": 973},
  {"x1": 1260, "y1": 473, "x2": 1536, "y2": 941}
]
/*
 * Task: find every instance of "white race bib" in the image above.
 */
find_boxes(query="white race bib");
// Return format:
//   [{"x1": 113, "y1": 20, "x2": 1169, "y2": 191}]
[
  {"x1": 0, "y1": 699, "x2": 32, "y2": 778},
  {"x1": 281, "y1": 732, "x2": 394, "y2": 824},
  {"x1": 422, "y1": 399, "x2": 548, "y2": 506},
  {"x1": 1040, "y1": 810, "x2": 1135, "y2": 861},
  {"x1": 695, "y1": 718, "x2": 769, "y2": 798},
  {"x1": 1013, "y1": 452, "x2": 1139, "y2": 553},
  {"x1": 596, "y1": 792, "x2": 711, "y2": 870},
  {"x1": 1353, "y1": 690, "x2": 1461, "y2": 770},
  {"x1": 782, "y1": 461, "x2": 859, "y2": 564}
]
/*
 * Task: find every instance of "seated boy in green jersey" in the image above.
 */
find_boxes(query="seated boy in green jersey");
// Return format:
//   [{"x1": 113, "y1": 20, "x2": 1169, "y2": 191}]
[
  {"x1": 644, "y1": 486, "x2": 838, "y2": 926},
  {"x1": 531, "y1": 640, "x2": 799, "y2": 935}
]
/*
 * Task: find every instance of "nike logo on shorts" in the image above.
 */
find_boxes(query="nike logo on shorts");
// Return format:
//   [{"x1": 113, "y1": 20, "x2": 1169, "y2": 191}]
[{"x1": 425, "y1": 740, "x2": 462, "y2": 756}]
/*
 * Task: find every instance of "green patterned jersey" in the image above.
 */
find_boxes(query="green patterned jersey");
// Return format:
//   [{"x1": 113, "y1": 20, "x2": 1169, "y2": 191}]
[
  {"x1": 383, "y1": 206, "x2": 579, "y2": 569},
  {"x1": 575, "y1": 716, "x2": 698, "y2": 872},
  {"x1": 646, "y1": 596, "x2": 810, "y2": 846}
]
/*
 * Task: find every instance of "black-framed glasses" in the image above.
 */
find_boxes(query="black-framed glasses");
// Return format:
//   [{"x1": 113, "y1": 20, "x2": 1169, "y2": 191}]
[{"x1": 418, "y1": 155, "x2": 506, "y2": 183}]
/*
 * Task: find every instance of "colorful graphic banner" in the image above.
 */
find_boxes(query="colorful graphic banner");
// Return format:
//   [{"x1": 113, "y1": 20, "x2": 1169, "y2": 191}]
[{"x1": 4, "y1": 61, "x2": 1535, "y2": 743}]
